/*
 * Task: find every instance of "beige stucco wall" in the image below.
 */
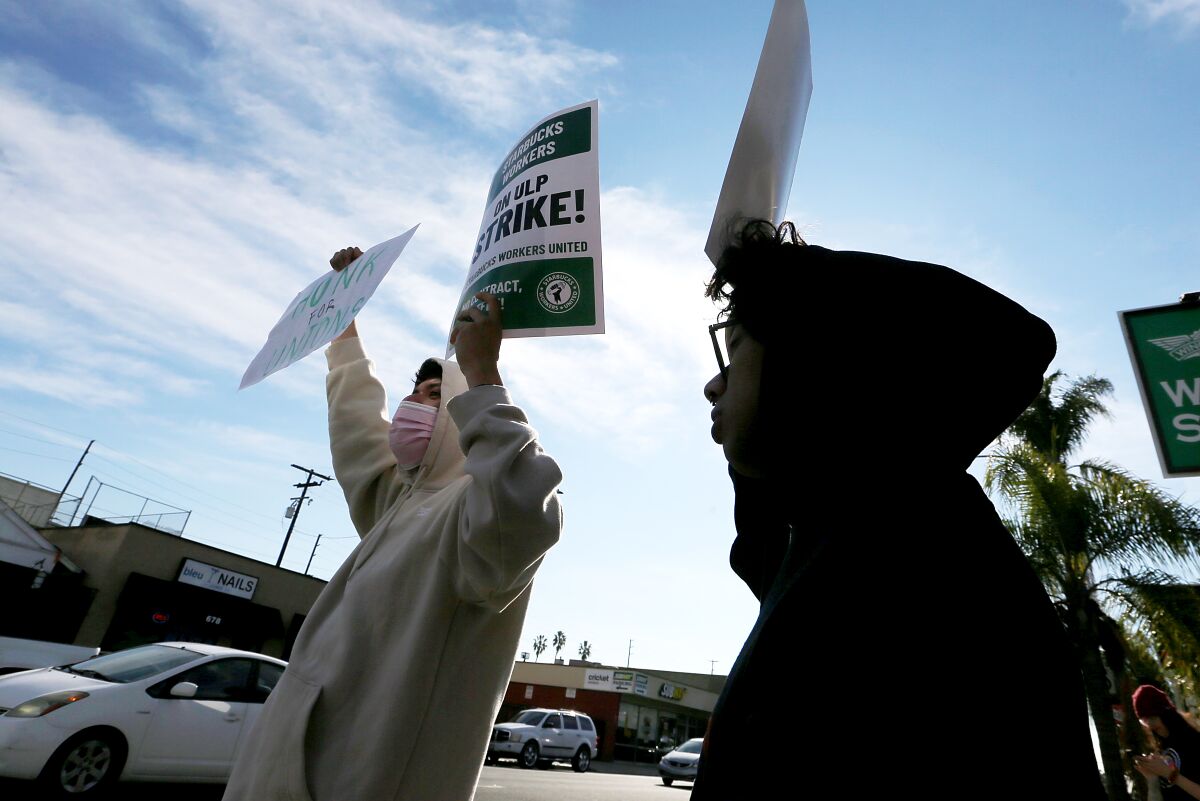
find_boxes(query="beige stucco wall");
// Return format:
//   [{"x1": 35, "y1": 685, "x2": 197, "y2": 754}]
[{"x1": 41, "y1": 523, "x2": 327, "y2": 653}]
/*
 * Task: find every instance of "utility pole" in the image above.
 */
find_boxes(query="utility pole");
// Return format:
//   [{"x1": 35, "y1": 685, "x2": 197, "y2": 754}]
[
  {"x1": 626, "y1": 639, "x2": 633, "y2": 668},
  {"x1": 59, "y1": 440, "x2": 93, "y2": 500},
  {"x1": 305, "y1": 534, "x2": 322, "y2": 575},
  {"x1": 277, "y1": 464, "x2": 332, "y2": 568},
  {"x1": 709, "y1": 660, "x2": 718, "y2": 675}
]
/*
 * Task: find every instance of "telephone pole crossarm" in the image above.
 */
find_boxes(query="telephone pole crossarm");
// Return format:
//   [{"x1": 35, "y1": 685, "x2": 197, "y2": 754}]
[{"x1": 277, "y1": 464, "x2": 332, "y2": 568}]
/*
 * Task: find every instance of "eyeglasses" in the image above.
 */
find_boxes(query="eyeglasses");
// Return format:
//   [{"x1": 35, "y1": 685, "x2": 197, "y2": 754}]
[{"x1": 708, "y1": 320, "x2": 734, "y2": 380}]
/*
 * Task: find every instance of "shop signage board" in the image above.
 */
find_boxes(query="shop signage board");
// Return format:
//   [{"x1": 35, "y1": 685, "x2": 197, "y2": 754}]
[
  {"x1": 658, "y1": 682, "x2": 687, "y2": 702},
  {"x1": 612, "y1": 670, "x2": 634, "y2": 692},
  {"x1": 1120, "y1": 300, "x2": 1200, "y2": 476},
  {"x1": 584, "y1": 668, "x2": 614, "y2": 690},
  {"x1": 177, "y1": 558, "x2": 259, "y2": 600}
]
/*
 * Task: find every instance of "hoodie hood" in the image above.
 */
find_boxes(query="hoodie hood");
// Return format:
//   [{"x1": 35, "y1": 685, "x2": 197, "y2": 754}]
[
  {"x1": 738, "y1": 245, "x2": 1055, "y2": 472},
  {"x1": 410, "y1": 357, "x2": 468, "y2": 492}
]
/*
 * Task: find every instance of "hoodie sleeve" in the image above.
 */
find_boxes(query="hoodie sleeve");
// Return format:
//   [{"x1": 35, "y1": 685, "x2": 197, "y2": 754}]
[
  {"x1": 445, "y1": 384, "x2": 564, "y2": 611},
  {"x1": 325, "y1": 337, "x2": 412, "y2": 538}
]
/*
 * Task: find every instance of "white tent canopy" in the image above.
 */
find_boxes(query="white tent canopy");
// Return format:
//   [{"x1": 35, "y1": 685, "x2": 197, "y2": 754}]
[{"x1": 0, "y1": 499, "x2": 81, "y2": 573}]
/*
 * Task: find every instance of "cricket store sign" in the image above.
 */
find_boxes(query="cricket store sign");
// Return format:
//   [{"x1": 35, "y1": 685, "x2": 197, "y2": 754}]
[
  {"x1": 448, "y1": 100, "x2": 604, "y2": 354},
  {"x1": 177, "y1": 558, "x2": 259, "y2": 600},
  {"x1": 1120, "y1": 301, "x2": 1200, "y2": 476},
  {"x1": 584, "y1": 669, "x2": 614, "y2": 691}
]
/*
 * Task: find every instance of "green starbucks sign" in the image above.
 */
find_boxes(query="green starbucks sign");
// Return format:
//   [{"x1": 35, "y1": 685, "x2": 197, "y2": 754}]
[{"x1": 1120, "y1": 299, "x2": 1200, "y2": 477}]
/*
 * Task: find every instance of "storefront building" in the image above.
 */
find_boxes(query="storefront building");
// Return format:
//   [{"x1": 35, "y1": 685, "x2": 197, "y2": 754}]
[
  {"x1": 10, "y1": 518, "x2": 327, "y2": 660},
  {"x1": 499, "y1": 661, "x2": 724, "y2": 762}
]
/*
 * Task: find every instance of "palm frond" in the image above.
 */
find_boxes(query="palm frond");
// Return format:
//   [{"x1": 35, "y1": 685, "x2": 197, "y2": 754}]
[
  {"x1": 1005, "y1": 372, "x2": 1113, "y2": 462},
  {"x1": 1078, "y1": 460, "x2": 1200, "y2": 570},
  {"x1": 1109, "y1": 577, "x2": 1200, "y2": 696}
]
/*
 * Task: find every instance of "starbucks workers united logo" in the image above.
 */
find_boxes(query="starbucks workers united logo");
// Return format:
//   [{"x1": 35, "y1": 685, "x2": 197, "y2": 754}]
[{"x1": 537, "y1": 272, "x2": 581, "y2": 313}]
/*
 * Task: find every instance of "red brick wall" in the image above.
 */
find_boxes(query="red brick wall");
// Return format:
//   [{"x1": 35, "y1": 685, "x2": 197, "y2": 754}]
[{"x1": 498, "y1": 683, "x2": 622, "y2": 760}]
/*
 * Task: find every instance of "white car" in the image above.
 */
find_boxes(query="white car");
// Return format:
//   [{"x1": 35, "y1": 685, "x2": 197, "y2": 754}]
[
  {"x1": 0, "y1": 641, "x2": 286, "y2": 797},
  {"x1": 658, "y1": 737, "x2": 702, "y2": 786},
  {"x1": 488, "y1": 708, "x2": 598, "y2": 772}
]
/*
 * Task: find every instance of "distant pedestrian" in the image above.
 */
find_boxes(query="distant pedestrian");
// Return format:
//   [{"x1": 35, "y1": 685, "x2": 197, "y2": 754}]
[{"x1": 1134, "y1": 684, "x2": 1200, "y2": 800}]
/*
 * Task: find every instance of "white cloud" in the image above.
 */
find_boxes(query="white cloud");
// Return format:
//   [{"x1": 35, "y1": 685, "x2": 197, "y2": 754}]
[
  {"x1": 1123, "y1": 0, "x2": 1200, "y2": 32},
  {"x1": 0, "y1": 2, "x2": 712, "y2": 458}
]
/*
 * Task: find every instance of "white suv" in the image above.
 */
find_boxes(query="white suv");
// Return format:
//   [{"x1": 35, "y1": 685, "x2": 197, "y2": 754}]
[{"x1": 488, "y1": 708, "x2": 598, "y2": 772}]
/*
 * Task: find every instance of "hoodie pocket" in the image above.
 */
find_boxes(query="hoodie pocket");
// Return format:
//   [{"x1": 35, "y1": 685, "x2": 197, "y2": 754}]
[
  {"x1": 280, "y1": 672, "x2": 321, "y2": 801},
  {"x1": 229, "y1": 670, "x2": 321, "y2": 801}
]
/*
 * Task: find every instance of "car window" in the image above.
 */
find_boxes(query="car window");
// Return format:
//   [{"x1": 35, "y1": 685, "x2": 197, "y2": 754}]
[
  {"x1": 66, "y1": 645, "x2": 203, "y2": 683},
  {"x1": 543, "y1": 714, "x2": 561, "y2": 728},
  {"x1": 563, "y1": 714, "x2": 578, "y2": 730},
  {"x1": 678, "y1": 739, "x2": 703, "y2": 754},
  {"x1": 513, "y1": 710, "x2": 546, "y2": 725},
  {"x1": 166, "y1": 658, "x2": 255, "y2": 701},
  {"x1": 579, "y1": 716, "x2": 594, "y2": 732},
  {"x1": 251, "y1": 662, "x2": 285, "y2": 702}
]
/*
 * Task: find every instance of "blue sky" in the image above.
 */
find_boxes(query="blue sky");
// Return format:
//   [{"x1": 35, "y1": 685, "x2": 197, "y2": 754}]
[{"x1": 0, "y1": 0, "x2": 1197, "y2": 675}]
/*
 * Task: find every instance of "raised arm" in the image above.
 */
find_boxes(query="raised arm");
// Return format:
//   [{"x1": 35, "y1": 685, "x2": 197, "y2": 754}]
[
  {"x1": 443, "y1": 293, "x2": 563, "y2": 609},
  {"x1": 324, "y1": 246, "x2": 410, "y2": 537}
]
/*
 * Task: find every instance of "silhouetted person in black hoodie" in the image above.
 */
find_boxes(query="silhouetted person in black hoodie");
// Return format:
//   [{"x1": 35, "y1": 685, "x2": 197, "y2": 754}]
[{"x1": 697, "y1": 220, "x2": 1104, "y2": 799}]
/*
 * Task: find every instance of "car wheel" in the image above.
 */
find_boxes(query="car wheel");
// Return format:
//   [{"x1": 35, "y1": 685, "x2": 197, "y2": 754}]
[
  {"x1": 519, "y1": 741, "x2": 540, "y2": 769},
  {"x1": 39, "y1": 729, "x2": 126, "y2": 797},
  {"x1": 572, "y1": 746, "x2": 591, "y2": 773},
  {"x1": 485, "y1": 752, "x2": 496, "y2": 765},
  {"x1": 662, "y1": 777, "x2": 674, "y2": 786}
]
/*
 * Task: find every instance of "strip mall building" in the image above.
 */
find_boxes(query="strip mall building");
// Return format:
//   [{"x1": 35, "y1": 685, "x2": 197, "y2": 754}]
[{"x1": 498, "y1": 661, "x2": 723, "y2": 762}]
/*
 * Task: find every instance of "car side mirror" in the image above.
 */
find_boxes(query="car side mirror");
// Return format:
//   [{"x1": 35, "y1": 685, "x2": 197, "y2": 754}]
[{"x1": 169, "y1": 681, "x2": 199, "y2": 698}]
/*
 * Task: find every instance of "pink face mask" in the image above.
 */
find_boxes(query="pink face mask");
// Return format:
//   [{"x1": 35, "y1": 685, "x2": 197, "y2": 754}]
[{"x1": 389, "y1": 400, "x2": 438, "y2": 469}]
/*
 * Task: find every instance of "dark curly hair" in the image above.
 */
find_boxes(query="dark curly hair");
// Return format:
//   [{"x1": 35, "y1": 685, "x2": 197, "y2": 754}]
[
  {"x1": 705, "y1": 219, "x2": 806, "y2": 346},
  {"x1": 413, "y1": 358, "x2": 442, "y2": 390}
]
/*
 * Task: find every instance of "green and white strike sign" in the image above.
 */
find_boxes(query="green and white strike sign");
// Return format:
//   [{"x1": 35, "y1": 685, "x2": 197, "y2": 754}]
[
  {"x1": 448, "y1": 100, "x2": 604, "y2": 354},
  {"x1": 1120, "y1": 301, "x2": 1200, "y2": 477}
]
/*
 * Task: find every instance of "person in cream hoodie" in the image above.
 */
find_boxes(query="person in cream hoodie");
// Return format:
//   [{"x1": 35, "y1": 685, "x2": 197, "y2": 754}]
[{"x1": 224, "y1": 246, "x2": 564, "y2": 801}]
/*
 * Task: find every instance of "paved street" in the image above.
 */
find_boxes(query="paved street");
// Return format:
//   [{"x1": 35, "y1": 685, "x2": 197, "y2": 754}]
[
  {"x1": 477, "y1": 764, "x2": 689, "y2": 801},
  {"x1": 1, "y1": 763, "x2": 689, "y2": 800}
]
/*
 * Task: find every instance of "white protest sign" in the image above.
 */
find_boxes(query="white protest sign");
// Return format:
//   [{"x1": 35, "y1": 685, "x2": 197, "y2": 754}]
[
  {"x1": 448, "y1": 100, "x2": 603, "y2": 356},
  {"x1": 705, "y1": 0, "x2": 813, "y2": 265},
  {"x1": 239, "y1": 226, "x2": 419, "y2": 389}
]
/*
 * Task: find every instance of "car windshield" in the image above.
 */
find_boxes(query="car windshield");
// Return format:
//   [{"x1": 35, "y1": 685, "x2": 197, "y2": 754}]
[
  {"x1": 512, "y1": 710, "x2": 546, "y2": 725},
  {"x1": 677, "y1": 739, "x2": 703, "y2": 754},
  {"x1": 59, "y1": 645, "x2": 204, "y2": 683}
]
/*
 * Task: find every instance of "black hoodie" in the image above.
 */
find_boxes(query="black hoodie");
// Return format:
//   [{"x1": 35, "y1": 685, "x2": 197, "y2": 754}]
[{"x1": 693, "y1": 246, "x2": 1104, "y2": 800}]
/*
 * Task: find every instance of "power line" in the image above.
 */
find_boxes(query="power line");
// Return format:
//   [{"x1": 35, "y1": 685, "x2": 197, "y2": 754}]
[
  {"x1": 0, "y1": 425, "x2": 84, "y2": 449},
  {"x1": 0, "y1": 445, "x2": 75, "y2": 462},
  {"x1": 90, "y1": 450, "x2": 333, "y2": 536},
  {"x1": 0, "y1": 411, "x2": 351, "y2": 548},
  {"x1": 0, "y1": 409, "x2": 89, "y2": 439}
]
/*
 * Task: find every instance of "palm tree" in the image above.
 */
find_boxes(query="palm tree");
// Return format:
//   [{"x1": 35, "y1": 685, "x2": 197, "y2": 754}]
[
  {"x1": 553, "y1": 631, "x2": 566, "y2": 662},
  {"x1": 532, "y1": 634, "x2": 547, "y2": 662},
  {"x1": 987, "y1": 371, "x2": 1200, "y2": 801},
  {"x1": 578, "y1": 641, "x2": 592, "y2": 661}
]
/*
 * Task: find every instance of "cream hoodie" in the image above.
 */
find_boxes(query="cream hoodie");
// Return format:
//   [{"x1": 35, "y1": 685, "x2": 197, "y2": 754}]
[{"x1": 223, "y1": 337, "x2": 563, "y2": 801}]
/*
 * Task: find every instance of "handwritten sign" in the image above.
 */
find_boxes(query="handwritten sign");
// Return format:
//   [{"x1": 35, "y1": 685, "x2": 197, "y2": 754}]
[
  {"x1": 240, "y1": 226, "x2": 418, "y2": 389},
  {"x1": 448, "y1": 101, "x2": 603, "y2": 356}
]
